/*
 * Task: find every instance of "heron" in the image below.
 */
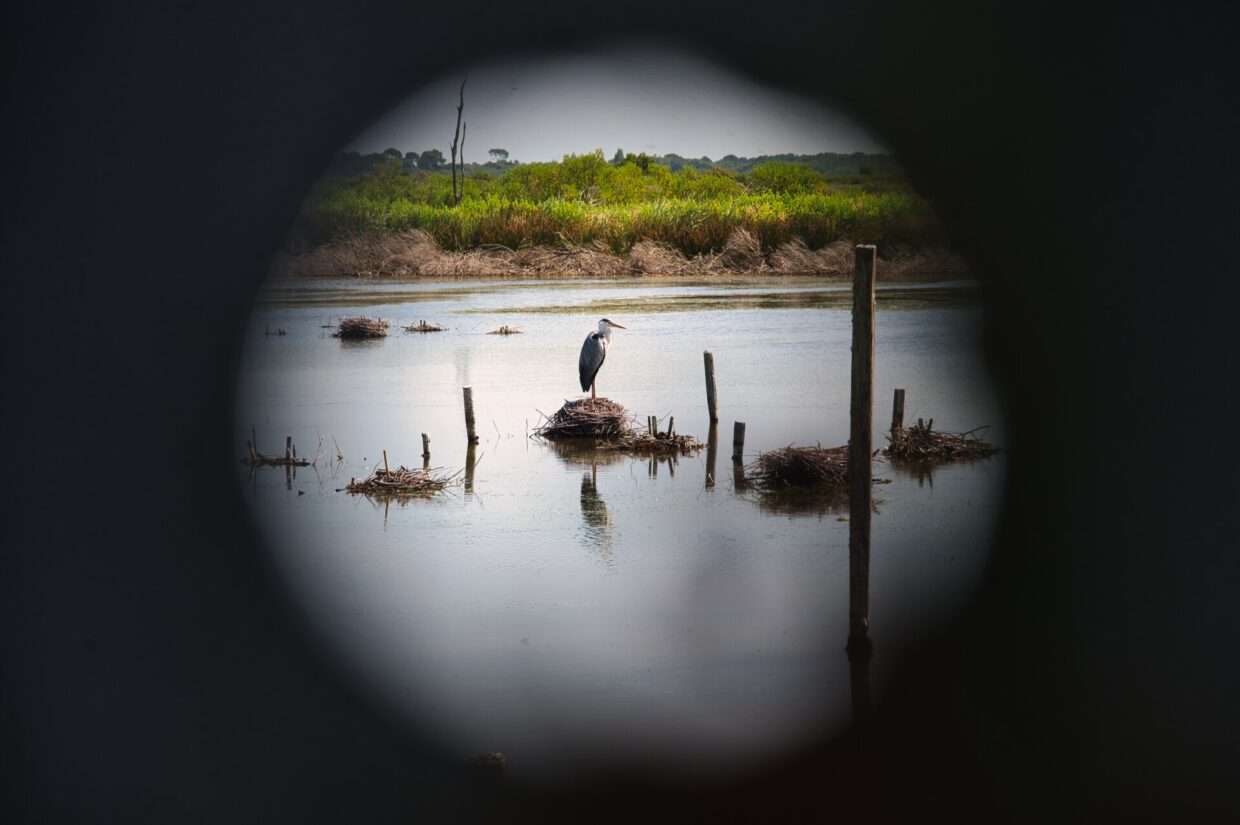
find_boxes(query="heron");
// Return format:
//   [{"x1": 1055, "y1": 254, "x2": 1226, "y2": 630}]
[{"x1": 578, "y1": 318, "x2": 627, "y2": 398}]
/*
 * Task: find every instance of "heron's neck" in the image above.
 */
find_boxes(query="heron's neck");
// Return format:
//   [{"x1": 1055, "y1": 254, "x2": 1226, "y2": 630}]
[{"x1": 598, "y1": 324, "x2": 612, "y2": 343}]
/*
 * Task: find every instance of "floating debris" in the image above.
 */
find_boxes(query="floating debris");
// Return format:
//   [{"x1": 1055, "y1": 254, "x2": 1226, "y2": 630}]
[
  {"x1": 884, "y1": 419, "x2": 999, "y2": 461},
  {"x1": 404, "y1": 319, "x2": 447, "y2": 332},
  {"x1": 334, "y1": 316, "x2": 388, "y2": 338},
  {"x1": 243, "y1": 426, "x2": 309, "y2": 467},
  {"x1": 487, "y1": 325, "x2": 523, "y2": 335}
]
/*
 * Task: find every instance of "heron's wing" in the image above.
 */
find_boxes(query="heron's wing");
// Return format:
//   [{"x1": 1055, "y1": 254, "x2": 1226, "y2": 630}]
[{"x1": 578, "y1": 333, "x2": 606, "y2": 392}]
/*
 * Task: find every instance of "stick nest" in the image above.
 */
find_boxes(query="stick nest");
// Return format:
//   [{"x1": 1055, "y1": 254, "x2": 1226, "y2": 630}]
[
  {"x1": 404, "y1": 320, "x2": 447, "y2": 332},
  {"x1": 749, "y1": 446, "x2": 851, "y2": 488},
  {"x1": 334, "y1": 316, "x2": 389, "y2": 338},
  {"x1": 345, "y1": 465, "x2": 452, "y2": 497},
  {"x1": 884, "y1": 420, "x2": 999, "y2": 461},
  {"x1": 487, "y1": 325, "x2": 523, "y2": 335},
  {"x1": 535, "y1": 398, "x2": 632, "y2": 439},
  {"x1": 534, "y1": 398, "x2": 704, "y2": 454}
]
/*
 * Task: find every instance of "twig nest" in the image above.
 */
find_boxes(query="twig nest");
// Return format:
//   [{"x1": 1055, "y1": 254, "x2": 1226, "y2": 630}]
[
  {"x1": 334, "y1": 316, "x2": 389, "y2": 338},
  {"x1": 884, "y1": 420, "x2": 999, "y2": 461},
  {"x1": 345, "y1": 465, "x2": 452, "y2": 497},
  {"x1": 535, "y1": 398, "x2": 631, "y2": 438},
  {"x1": 750, "y1": 446, "x2": 850, "y2": 488}
]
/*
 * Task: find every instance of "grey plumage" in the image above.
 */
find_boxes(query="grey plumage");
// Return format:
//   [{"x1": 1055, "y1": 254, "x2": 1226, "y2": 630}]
[{"x1": 579, "y1": 331, "x2": 607, "y2": 392}]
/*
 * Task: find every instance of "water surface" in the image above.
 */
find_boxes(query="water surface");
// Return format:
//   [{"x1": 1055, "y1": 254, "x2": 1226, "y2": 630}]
[{"x1": 235, "y1": 274, "x2": 1004, "y2": 786}]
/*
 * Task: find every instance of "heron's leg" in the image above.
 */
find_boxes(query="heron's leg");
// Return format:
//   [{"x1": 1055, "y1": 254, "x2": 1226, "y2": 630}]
[{"x1": 591, "y1": 381, "x2": 597, "y2": 399}]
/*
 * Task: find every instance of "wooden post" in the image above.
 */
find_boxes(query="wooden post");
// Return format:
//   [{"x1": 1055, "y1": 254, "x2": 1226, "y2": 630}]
[
  {"x1": 703, "y1": 351, "x2": 719, "y2": 423},
  {"x1": 705, "y1": 422, "x2": 718, "y2": 489},
  {"x1": 891, "y1": 388, "x2": 905, "y2": 436},
  {"x1": 848, "y1": 244, "x2": 876, "y2": 648},
  {"x1": 732, "y1": 421, "x2": 746, "y2": 461},
  {"x1": 421, "y1": 433, "x2": 431, "y2": 471},
  {"x1": 285, "y1": 436, "x2": 292, "y2": 461},
  {"x1": 667, "y1": 416, "x2": 675, "y2": 438},
  {"x1": 382, "y1": 449, "x2": 389, "y2": 475},
  {"x1": 463, "y1": 386, "x2": 479, "y2": 444},
  {"x1": 464, "y1": 442, "x2": 476, "y2": 493}
]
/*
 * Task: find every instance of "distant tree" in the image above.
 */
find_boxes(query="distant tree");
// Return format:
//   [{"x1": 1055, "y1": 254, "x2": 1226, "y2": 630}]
[
  {"x1": 382, "y1": 147, "x2": 402, "y2": 160},
  {"x1": 623, "y1": 151, "x2": 655, "y2": 172},
  {"x1": 612, "y1": 148, "x2": 625, "y2": 165},
  {"x1": 419, "y1": 148, "x2": 445, "y2": 170},
  {"x1": 404, "y1": 151, "x2": 420, "y2": 169},
  {"x1": 488, "y1": 148, "x2": 509, "y2": 163}
]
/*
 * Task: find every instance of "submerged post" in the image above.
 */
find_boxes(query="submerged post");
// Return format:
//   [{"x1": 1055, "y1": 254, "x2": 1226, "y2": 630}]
[
  {"x1": 463, "y1": 387, "x2": 479, "y2": 444},
  {"x1": 848, "y1": 245, "x2": 876, "y2": 649},
  {"x1": 732, "y1": 421, "x2": 746, "y2": 461},
  {"x1": 703, "y1": 351, "x2": 719, "y2": 423},
  {"x1": 891, "y1": 388, "x2": 905, "y2": 436}
]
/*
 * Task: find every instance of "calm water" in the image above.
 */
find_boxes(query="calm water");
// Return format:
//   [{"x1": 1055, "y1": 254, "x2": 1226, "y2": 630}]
[{"x1": 235, "y1": 275, "x2": 1005, "y2": 787}]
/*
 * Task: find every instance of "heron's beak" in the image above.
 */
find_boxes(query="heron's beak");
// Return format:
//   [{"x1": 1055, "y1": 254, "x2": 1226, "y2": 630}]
[{"x1": 608, "y1": 321, "x2": 628, "y2": 329}]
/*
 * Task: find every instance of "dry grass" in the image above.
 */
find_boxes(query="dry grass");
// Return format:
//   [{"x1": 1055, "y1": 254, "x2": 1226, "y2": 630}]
[
  {"x1": 748, "y1": 445, "x2": 851, "y2": 488},
  {"x1": 884, "y1": 419, "x2": 999, "y2": 461},
  {"x1": 334, "y1": 316, "x2": 388, "y2": 338},
  {"x1": 273, "y1": 228, "x2": 970, "y2": 280}
]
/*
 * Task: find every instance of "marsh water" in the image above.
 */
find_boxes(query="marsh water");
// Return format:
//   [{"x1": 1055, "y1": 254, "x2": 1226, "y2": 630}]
[{"x1": 235, "y1": 275, "x2": 1005, "y2": 786}]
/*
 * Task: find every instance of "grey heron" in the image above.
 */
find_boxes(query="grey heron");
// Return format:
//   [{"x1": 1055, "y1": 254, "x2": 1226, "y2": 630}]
[{"x1": 578, "y1": 318, "x2": 627, "y2": 398}]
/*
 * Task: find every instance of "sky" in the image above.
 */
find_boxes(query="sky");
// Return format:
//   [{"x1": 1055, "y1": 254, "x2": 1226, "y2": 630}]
[{"x1": 347, "y1": 42, "x2": 886, "y2": 162}]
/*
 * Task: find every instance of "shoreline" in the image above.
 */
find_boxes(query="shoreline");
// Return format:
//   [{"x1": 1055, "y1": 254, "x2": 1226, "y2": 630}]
[{"x1": 270, "y1": 228, "x2": 971, "y2": 282}]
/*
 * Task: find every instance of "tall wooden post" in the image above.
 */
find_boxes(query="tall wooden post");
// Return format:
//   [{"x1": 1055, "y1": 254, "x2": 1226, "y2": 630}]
[
  {"x1": 891, "y1": 388, "x2": 905, "y2": 436},
  {"x1": 463, "y1": 387, "x2": 479, "y2": 444},
  {"x1": 421, "y1": 432, "x2": 431, "y2": 470},
  {"x1": 848, "y1": 245, "x2": 876, "y2": 651},
  {"x1": 703, "y1": 351, "x2": 719, "y2": 423}
]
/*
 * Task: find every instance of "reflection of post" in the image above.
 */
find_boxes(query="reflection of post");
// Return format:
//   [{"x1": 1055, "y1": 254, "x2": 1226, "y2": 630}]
[
  {"x1": 848, "y1": 628, "x2": 873, "y2": 725},
  {"x1": 705, "y1": 422, "x2": 719, "y2": 489},
  {"x1": 463, "y1": 386, "x2": 479, "y2": 444},
  {"x1": 848, "y1": 245, "x2": 876, "y2": 648},
  {"x1": 464, "y1": 442, "x2": 477, "y2": 494},
  {"x1": 703, "y1": 350, "x2": 719, "y2": 423}
]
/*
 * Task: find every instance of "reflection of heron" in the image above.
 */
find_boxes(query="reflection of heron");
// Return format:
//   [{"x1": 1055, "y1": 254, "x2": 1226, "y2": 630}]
[
  {"x1": 579, "y1": 465, "x2": 615, "y2": 568},
  {"x1": 578, "y1": 318, "x2": 627, "y2": 398}
]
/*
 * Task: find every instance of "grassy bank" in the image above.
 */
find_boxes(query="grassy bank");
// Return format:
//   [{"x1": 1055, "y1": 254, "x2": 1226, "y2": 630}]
[{"x1": 294, "y1": 151, "x2": 949, "y2": 261}]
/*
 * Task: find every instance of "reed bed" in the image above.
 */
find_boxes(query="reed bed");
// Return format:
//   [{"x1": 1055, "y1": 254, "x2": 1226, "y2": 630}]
[
  {"x1": 334, "y1": 316, "x2": 388, "y2": 338},
  {"x1": 884, "y1": 419, "x2": 999, "y2": 461},
  {"x1": 344, "y1": 464, "x2": 453, "y2": 497},
  {"x1": 274, "y1": 228, "x2": 967, "y2": 280},
  {"x1": 404, "y1": 319, "x2": 447, "y2": 332},
  {"x1": 488, "y1": 325, "x2": 523, "y2": 335},
  {"x1": 749, "y1": 445, "x2": 851, "y2": 488}
]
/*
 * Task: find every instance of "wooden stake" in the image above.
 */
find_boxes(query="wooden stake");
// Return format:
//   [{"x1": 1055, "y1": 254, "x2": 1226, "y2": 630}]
[
  {"x1": 421, "y1": 433, "x2": 430, "y2": 459},
  {"x1": 703, "y1": 351, "x2": 719, "y2": 423},
  {"x1": 848, "y1": 244, "x2": 876, "y2": 645},
  {"x1": 732, "y1": 421, "x2": 746, "y2": 461},
  {"x1": 285, "y1": 436, "x2": 292, "y2": 461},
  {"x1": 667, "y1": 416, "x2": 675, "y2": 438},
  {"x1": 383, "y1": 449, "x2": 389, "y2": 475},
  {"x1": 463, "y1": 386, "x2": 478, "y2": 444},
  {"x1": 464, "y1": 443, "x2": 476, "y2": 493},
  {"x1": 891, "y1": 388, "x2": 905, "y2": 436}
]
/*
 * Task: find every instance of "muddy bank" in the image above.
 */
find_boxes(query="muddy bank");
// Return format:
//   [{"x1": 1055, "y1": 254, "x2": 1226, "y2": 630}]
[{"x1": 270, "y1": 228, "x2": 971, "y2": 281}]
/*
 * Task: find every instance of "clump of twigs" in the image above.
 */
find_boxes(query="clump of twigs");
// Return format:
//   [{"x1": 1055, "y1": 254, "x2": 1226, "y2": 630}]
[
  {"x1": 748, "y1": 445, "x2": 850, "y2": 489},
  {"x1": 334, "y1": 316, "x2": 388, "y2": 338},
  {"x1": 344, "y1": 452, "x2": 454, "y2": 497},
  {"x1": 535, "y1": 398, "x2": 631, "y2": 439},
  {"x1": 243, "y1": 426, "x2": 310, "y2": 467},
  {"x1": 606, "y1": 414, "x2": 702, "y2": 455},
  {"x1": 884, "y1": 419, "x2": 999, "y2": 461},
  {"x1": 404, "y1": 319, "x2": 447, "y2": 332},
  {"x1": 488, "y1": 325, "x2": 523, "y2": 335}
]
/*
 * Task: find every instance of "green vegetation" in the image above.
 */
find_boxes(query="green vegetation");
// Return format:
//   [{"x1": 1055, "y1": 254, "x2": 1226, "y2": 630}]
[{"x1": 300, "y1": 149, "x2": 945, "y2": 257}]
